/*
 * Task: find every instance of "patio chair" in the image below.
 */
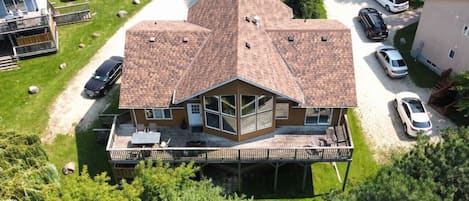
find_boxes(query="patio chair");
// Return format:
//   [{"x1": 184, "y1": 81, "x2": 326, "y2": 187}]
[
  {"x1": 148, "y1": 123, "x2": 158, "y2": 132},
  {"x1": 160, "y1": 138, "x2": 171, "y2": 148},
  {"x1": 136, "y1": 124, "x2": 146, "y2": 132}
]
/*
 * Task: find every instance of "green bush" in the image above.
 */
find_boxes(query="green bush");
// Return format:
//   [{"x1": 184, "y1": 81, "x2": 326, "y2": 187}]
[{"x1": 283, "y1": 0, "x2": 327, "y2": 19}]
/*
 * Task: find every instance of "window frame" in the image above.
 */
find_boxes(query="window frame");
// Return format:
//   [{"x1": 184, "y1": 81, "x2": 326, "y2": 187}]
[
  {"x1": 304, "y1": 108, "x2": 332, "y2": 125},
  {"x1": 240, "y1": 94, "x2": 274, "y2": 135},
  {"x1": 275, "y1": 103, "x2": 289, "y2": 119},
  {"x1": 203, "y1": 95, "x2": 237, "y2": 135},
  {"x1": 449, "y1": 49, "x2": 456, "y2": 60},
  {"x1": 144, "y1": 108, "x2": 173, "y2": 120}
]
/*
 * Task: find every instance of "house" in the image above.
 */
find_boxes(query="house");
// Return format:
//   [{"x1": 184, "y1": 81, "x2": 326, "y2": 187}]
[
  {"x1": 411, "y1": 0, "x2": 469, "y2": 75},
  {"x1": 105, "y1": 0, "x2": 356, "y2": 192},
  {"x1": 0, "y1": 0, "x2": 57, "y2": 59}
]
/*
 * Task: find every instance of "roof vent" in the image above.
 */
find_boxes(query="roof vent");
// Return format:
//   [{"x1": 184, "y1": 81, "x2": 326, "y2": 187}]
[
  {"x1": 182, "y1": 37, "x2": 189, "y2": 43},
  {"x1": 149, "y1": 37, "x2": 156, "y2": 42},
  {"x1": 321, "y1": 36, "x2": 328, "y2": 42},
  {"x1": 245, "y1": 42, "x2": 251, "y2": 49},
  {"x1": 245, "y1": 16, "x2": 250, "y2": 22},
  {"x1": 252, "y1": 16, "x2": 260, "y2": 25},
  {"x1": 288, "y1": 35, "x2": 294, "y2": 42}
]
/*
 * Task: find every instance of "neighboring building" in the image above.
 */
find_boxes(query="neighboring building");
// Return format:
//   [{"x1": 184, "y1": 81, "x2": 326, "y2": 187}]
[
  {"x1": 105, "y1": 0, "x2": 356, "y2": 192},
  {"x1": 411, "y1": 0, "x2": 469, "y2": 75},
  {"x1": 0, "y1": 0, "x2": 57, "y2": 58}
]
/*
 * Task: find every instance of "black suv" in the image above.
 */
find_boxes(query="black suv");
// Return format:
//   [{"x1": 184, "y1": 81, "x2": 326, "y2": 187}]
[
  {"x1": 84, "y1": 57, "x2": 123, "y2": 97},
  {"x1": 358, "y1": 8, "x2": 388, "y2": 41}
]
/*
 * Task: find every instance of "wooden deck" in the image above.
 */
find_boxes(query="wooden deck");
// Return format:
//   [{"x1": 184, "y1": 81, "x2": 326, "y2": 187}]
[{"x1": 104, "y1": 114, "x2": 354, "y2": 164}]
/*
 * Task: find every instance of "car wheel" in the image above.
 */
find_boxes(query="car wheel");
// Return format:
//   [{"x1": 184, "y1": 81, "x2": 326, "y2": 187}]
[
  {"x1": 103, "y1": 89, "x2": 108, "y2": 96},
  {"x1": 393, "y1": 99, "x2": 398, "y2": 109},
  {"x1": 385, "y1": 68, "x2": 390, "y2": 76},
  {"x1": 385, "y1": 5, "x2": 390, "y2": 12},
  {"x1": 403, "y1": 123, "x2": 408, "y2": 134}
]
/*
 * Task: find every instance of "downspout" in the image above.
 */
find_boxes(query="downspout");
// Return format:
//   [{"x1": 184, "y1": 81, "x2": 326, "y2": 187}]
[
  {"x1": 132, "y1": 109, "x2": 138, "y2": 125},
  {"x1": 337, "y1": 108, "x2": 343, "y2": 126}
]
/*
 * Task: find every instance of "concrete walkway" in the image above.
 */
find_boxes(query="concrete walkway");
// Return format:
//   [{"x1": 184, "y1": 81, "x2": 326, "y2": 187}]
[{"x1": 44, "y1": 0, "x2": 190, "y2": 143}]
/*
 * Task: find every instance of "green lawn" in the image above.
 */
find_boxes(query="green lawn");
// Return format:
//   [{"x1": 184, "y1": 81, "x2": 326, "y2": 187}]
[
  {"x1": 393, "y1": 22, "x2": 439, "y2": 88},
  {"x1": 255, "y1": 110, "x2": 380, "y2": 201},
  {"x1": 0, "y1": 0, "x2": 150, "y2": 134}
]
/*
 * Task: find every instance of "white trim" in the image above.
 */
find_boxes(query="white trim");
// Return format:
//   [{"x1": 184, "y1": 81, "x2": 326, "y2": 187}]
[
  {"x1": 203, "y1": 95, "x2": 237, "y2": 135},
  {"x1": 173, "y1": 77, "x2": 303, "y2": 105},
  {"x1": 132, "y1": 109, "x2": 138, "y2": 125},
  {"x1": 144, "y1": 108, "x2": 173, "y2": 120}
]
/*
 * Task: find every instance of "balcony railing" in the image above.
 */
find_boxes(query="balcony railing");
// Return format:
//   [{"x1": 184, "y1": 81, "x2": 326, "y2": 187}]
[
  {"x1": 14, "y1": 40, "x2": 57, "y2": 57},
  {"x1": 106, "y1": 114, "x2": 354, "y2": 164},
  {"x1": 0, "y1": 15, "x2": 49, "y2": 34}
]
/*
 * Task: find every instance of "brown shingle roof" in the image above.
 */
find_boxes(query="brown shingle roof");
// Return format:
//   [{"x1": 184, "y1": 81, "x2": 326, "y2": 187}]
[{"x1": 119, "y1": 0, "x2": 356, "y2": 108}]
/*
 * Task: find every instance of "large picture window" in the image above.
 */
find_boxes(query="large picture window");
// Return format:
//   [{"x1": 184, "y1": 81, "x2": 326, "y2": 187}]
[
  {"x1": 144, "y1": 108, "x2": 172, "y2": 120},
  {"x1": 305, "y1": 108, "x2": 331, "y2": 125},
  {"x1": 204, "y1": 95, "x2": 237, "y2": 134},
  {"x1": 241, "y1": 95, "x2": 273, "y2": 134}
]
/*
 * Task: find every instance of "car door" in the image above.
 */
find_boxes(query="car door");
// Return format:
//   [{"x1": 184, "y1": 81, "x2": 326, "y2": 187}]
[{"x1": 398, "y1": 102, "x2": 411, "y2": 125}]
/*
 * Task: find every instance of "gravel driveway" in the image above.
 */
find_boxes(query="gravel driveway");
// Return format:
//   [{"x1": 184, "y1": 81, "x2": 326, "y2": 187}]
[
  {"x1": 43, "y1": 0, "x2": 191, "y2": 143},
  {"x1": 324, "y1": 0, "x2": 455, "y2": 160}
]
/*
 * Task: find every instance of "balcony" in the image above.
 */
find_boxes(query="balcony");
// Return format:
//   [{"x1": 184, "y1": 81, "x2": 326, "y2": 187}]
[
  {"x1": 0, "y1": 14, "x2": 49, "y2": 34},
  {"x1": 104, "y1": 113, "x2": 354, "y2": 164}
]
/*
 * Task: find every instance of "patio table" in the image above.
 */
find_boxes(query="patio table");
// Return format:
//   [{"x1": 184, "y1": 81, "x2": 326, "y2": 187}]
[{"x1": 131, "y1": 131, "x2": 161, "y2": 145}]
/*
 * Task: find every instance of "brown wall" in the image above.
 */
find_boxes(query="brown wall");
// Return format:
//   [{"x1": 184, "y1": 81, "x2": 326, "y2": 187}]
[
  {"x1": 275, "y1": 100, "x2": 306, "y2": 126},
  {"x1": 133, "y1": 108, "x2": 186, "y2": 127}
]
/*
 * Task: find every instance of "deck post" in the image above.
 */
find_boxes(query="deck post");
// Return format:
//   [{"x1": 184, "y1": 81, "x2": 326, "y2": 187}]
[
  {"x1": 273, "y1": 162, "x2": 279, "y2": 193},
  {"x1": 302, "y1": 163, "x2": 308, "y2": 191},
  {"x1": 342, "y1": 160, "x2": 352, "y2": 191},
  {"x1": 311, "y1": 163, "x2": 315, "y2": 196},
  {"x1": 238, "y1": 163, "x2": 241, "y2": 192}
]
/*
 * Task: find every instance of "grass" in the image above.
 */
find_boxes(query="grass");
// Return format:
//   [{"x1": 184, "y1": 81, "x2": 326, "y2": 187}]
[
  {"x1": 0, "y1": 0, "x2": 150, "y2": 134},
  {"x1": 254, "y1": 110, "x2": 380, "y2": 200},
  {"x1": 409, "y1": 0, "x2": 425, "y2": 9},
  {"x1": 394, "y1": 22, "x2": 439, "y2": 88}
]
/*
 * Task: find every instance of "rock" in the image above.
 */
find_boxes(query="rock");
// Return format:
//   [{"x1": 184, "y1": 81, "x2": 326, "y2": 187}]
[
  {"x1": 78, "y1": 43, "x2": 85, "y2": 48},
  {"x1": 28, "y1": 86, "x2": 39, "y2": 94},
  {"x1": 91, "y1": 32, "x2": 100, "y2": 38},
  {"x1": 59, "y1": 63, "x2": 66, "y2": 69},
  {"x1": 133, "y1": 0, "x2": 140, "y2": 5},
  {"x1": 400, "y1": 37, "x2": 406, "y2": 45},
  {"x1": 117, "y1": 10, "x2": 128, "y2": 18},
  {"x1": 62, "y1": 162, "x2": 76, "y2": 175}
]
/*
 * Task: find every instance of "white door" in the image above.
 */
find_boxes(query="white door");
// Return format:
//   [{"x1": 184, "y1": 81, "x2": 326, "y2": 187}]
[{"x1": 187, "y1": 104, "x2": 203, "y2": 126}]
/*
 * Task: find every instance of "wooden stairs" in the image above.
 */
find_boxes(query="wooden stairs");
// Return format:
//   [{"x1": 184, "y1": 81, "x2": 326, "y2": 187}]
[{"x1": 0, "y1": 56, "x2": 18, "y2": 71}]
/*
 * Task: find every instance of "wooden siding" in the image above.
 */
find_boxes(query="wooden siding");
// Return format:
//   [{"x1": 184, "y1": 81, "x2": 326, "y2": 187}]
[
  {"x1": 16, "y1": 32, "x2": 53, "y2": 46},
  {"x1": 133, "y1": 108, "x2": 186, "y2": 127}
]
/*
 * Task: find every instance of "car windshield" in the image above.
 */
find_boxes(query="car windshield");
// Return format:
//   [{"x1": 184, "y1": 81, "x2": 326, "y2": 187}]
[
  {"x1": 403, "y1": 98, "x2": 425, "y2": 113},
  {"x1": 412, "y1": 120, "x2": 431, "y2": 128},
  {"x1": 93, "y1": 73, "x2": 108, "y2": 82},
  {"x1": 370, "y1": 14, "x2": 385, "y2": 29},
  {"x1": 395, "y1": 0, "x2": 408, "y2": 4},
  {"x1": 391, "y1": 59, "x2": 406, "y2": 67}
]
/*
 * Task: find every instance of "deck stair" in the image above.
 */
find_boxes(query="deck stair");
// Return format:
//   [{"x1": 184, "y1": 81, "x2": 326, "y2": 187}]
[{"x1": 0, "y1": 56, "x2": 18, "y2": 71}]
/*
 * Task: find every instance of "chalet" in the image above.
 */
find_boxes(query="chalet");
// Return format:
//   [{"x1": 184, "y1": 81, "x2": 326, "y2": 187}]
[{"x1": 105, "y1": 0, "x2": 356, "y2": 192}]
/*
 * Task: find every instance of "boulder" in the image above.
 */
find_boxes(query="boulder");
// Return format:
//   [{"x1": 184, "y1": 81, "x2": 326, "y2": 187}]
[
  {"x1": 28, "y1": 86, "x2": 39, "y2": 94},
  {"x1": 117, "y1": 10, "x2": 128, "y2": 18},
  {"x1": 62, "y1": 162, "x2": 76, "y2": 175},
  {"x1": 91, "y1": 32, "x2": 100, "y2": 38},
  {"x1": 78, "y1": 43, "x2": 85, "y2": 48},
  {"x1": 133, "y1": 0, "x2": 140, "y2": 5},
  {"x1": 59, "y1": 63, "x2": 66, "y2": 69}
]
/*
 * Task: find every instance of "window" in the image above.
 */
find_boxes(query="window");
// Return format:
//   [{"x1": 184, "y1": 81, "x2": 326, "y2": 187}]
[
  {"x1": 449, "y1": 49, "x2": 456, "y2": 60},
  {"x1": 144, "y1": 109, "x2": 172, "y2": 120},
  {"x1": 204, "y1": 95, "x2": 236, "y2": 134},
  {"x1": 305, "y1": 108, "x2": 331, "y2": 125},
  {"x1": 275, "y1": 103, "x2": 289, "y2": 119},
  {"x1": 240, "y1": 95, "x2": 273, "y2": 134},
  {"x1": 191, "y1": 104, "x2": 200, "y2": 114}
]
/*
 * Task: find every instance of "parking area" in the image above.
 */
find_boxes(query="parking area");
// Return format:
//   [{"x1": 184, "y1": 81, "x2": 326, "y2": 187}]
[{"x1": 324, "y1": 0, "x2": 454, "y2": 159}]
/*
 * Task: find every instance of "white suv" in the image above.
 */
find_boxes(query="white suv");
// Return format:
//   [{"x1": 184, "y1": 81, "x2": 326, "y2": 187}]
[
  {"x1": 376, "y1": 0, "x2": 409, "y2": 13},
  {"x1": 394, "y1": 92, "x2": 432, "y2": 137}
]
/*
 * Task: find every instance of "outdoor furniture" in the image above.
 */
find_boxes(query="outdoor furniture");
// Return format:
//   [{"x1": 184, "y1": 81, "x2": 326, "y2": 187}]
[
  {"x1": 136, "y1": 124, "x2": 146, "y2": 132},
  {"x1": 131, "y1": 131, "x2": 161, "y2": 146},
  {"x1": 148, "y1": 123, "x2": 158, "y2": 132}
]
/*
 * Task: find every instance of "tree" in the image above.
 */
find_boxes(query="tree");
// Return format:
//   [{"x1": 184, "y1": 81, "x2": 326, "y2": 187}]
[
  {"x1": 132, "y1": 160, "x2": 250, "y2": 201},
  {"x1": 451, "y1": 71, "x2": 469, "y2": 115},
  {"x1": 325, "y1": 128, "x2": 469, "y2": 201},
  {"x1": 0, "y1": 132, "x2": 59, "y2": 200}
]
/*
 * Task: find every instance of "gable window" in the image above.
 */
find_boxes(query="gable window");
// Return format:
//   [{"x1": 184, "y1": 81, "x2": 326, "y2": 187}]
[
  {"x1": 449, "y1": 49, "x2": 456, "y2": 60},
  {"x1": 145, "y1": 109, "x2": 172, "y2": 120},
  {"x1": 275, "y1": 103, "x2": 289, "y2": 119},
  {"x1": 241, "y1": 95, "x2": 273, "y2": 134},
  {"x1": 305, "y1": 108, "x2": 332, "y2": 125},
  {"x1": 204, "y1": 95, "x2": 237, "y2": 134}
]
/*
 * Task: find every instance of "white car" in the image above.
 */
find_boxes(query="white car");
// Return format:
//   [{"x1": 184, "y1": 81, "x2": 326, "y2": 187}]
[
  {"x1": 394, "y1": 92, "x2": 432, "y2": 137},
  {"x1": 376, "y1": 0, "x2": 409, "y2": 13},
  {"x1": 375, "y1": 45, "x2": 408, "y2": 78}
]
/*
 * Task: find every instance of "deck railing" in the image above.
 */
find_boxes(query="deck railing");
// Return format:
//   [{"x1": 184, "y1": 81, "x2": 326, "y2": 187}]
[
  {"x1": 14, "y1": 40, "x2": 57, "y2": 57},
  {"x1": 106, "y1": 114, "x2": 354, "y2": 164},
  {"x1": 0, "y1": 15, "x2": 49, "y2": 33},
  {"x1": 53, "y1": 2, "x2": 91, "y2": 25}
]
